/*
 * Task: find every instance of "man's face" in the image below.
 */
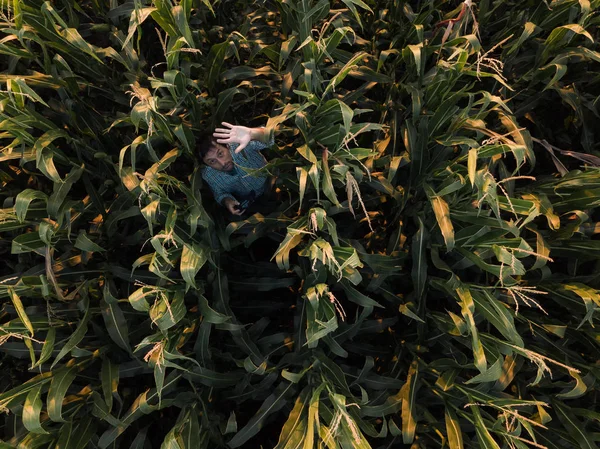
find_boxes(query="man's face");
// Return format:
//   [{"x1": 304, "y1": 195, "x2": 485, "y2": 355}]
[{"x1": 203, "y1": 144, "x2": 234, "y2": 172}]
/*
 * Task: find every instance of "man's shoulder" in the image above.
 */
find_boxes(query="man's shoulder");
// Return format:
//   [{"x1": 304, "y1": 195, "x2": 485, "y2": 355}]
[
  {"x1": 201, "y1": 165, "x2": 222, "y2": 175},
  {"x1": 201, "y1": 166, "x2": 220, "y2": 181}
]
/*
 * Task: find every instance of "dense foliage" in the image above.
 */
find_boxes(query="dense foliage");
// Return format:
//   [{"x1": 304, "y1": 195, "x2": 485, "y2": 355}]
[{"x1": 1, "y1": 0, "x2": 600, "y2": 447}]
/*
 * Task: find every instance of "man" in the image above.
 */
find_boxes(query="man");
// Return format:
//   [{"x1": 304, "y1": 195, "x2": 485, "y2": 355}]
[{"x1": 198, "y1": 122, "x2": 274, "y2": 216}]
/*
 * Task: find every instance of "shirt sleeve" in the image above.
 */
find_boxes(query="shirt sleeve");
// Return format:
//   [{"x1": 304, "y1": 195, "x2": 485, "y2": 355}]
[{"x1": 202, "y1": 169, "x2": 236, "y2": 206}]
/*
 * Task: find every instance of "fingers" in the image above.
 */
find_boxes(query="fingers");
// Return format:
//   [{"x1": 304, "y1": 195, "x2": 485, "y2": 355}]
[
  {"x1": 214, "y1": 128, "x2": 230, "y2": 134},
  {"x1": 216, "y1": 138, "x2": 232, "y2": 144},
  {"x1": 221, "y1": 122, "x2": 234, "y2": 129},
  {"x1": 229, "y1": 204, "x2": 244, "y2": 215},
  {"x1": 234, "y1": 142, "x2": 248, "y2": 153},
  {"x1": 225, "y1": 199, "x2": 245, "y2": 216}
]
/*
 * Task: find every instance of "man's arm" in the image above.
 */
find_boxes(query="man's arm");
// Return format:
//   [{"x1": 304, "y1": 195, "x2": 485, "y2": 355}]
[
  {"x1": 249, "y1": 127, "x2": 272, "y2": 144},
  {"x1": 202, "y1": 170, "x2": 245, "y2": 215},
  {"x1": 245, "y1": 127, "x2": 274, "y2": 152},
  {"x1": 213, "y1": 122, "x2": 274, "y2": 153},
  {"x1": 222, "y1": 197, "x2": 245, "y2": 215}
]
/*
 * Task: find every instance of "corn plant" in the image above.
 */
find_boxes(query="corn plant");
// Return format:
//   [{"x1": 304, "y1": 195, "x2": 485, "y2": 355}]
[{"x1": 1, "y1": 0, "x2": 599, "y2": 448}]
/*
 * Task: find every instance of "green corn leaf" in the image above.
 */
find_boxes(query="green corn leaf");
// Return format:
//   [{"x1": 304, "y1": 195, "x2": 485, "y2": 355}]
[
  {"x1": 304, "y1": 385, "x2": 323, "y2": 449},
  {"x1": 338, "y1": 100, "x2": 354, "y2": 135},
  {"x1": 493, "y1": 355, "x2": 521, "y2": 391},
  {"x1": 123, "y1": 7, "x2": 156, "y2": 49},
  {"x1": 172, "y1": 5, "x2": 195, "y2": 47},
  {"x1": 507, "y1": 22, "x2": 540, "y2": 55},
  {"x1": 10, "y1": 432, "x2": 55, "y2": 449},
  {"x1": 173, "y1": 123, "x2": 194, "y2": 155},
  {"x1": 91, "y1": 390, "x2": 121, "y2": 428},
  {"x1": 275, "y1": 390, "x2": 308, "y2": 449},
  {"x1": 445, "y1": 407, "x2": 464, "y2": 449},
  {"x1": 101, "y1": 358, "x2": 119, "y2": 411},
  {"x1": 180, "y1": 243, "x2": 208, "y2": 290},
  {"x1": 32, "y1": 328, "x2": 55, "y2": 369},
  {"x1": 55, "y1": 416, "x2": 96, "y2": 449},
  {"x1": 281, "y1": 366, "x2": 312, "y2": 384},
  {"x1": 361, "y1": 389, "x2": 402, "y2": 417},
  {"x1": 161, "y1": 427, "x2": 182, "y2": 449},
  {"x1": 321, "y1": 154, "x2": 340, "y2": 207},
  {"x1": 472, "y1": 290, "x2": 524, "y2": 347},
  {"x1": 403, "y1": 43, "x2": 423, "y2": 78},
  {"x1": 465, "y1": 356, "x2": 503, "y2": 384},
  {"x1": 197, "y1": 294, "x2": 230, "y2": 324},
  {"x1": 23, "y1": 383, "x2": 47, "y2": 434},
  {"x1": 540, "y1": 63, "x2": 568, "y2": 90},
  {"x1": 97, "y1": 373, "x2": 182, "y2": 448},
  {"x1": 150, "y1": 290, "x2": 186, "y2": 333},
  {"x1": 8, "y1": 287, "x2": 34, "y2": 336},
  {"x1": 297, "y1": 167, "x2": 308, "y2": 210},
  {"x1": 401, "y1": 360, "x2": 419, "y2": 444},
  {"x1": 411, "y1": 217, "x2": 428, "y2": 301},
  {"x1": 456, "y1": 287, "x2": 487, "y2": 373},
  {"x1": 340, "y1": 0, "x2": 373, "y2": 27},
  {"x1": 24, "y1": 336, "x2": 36, "y2": 368},
  {"x1": 47, "y1": 366, "x2": 77, "y2": 422},
  {"x1": 59, "y1": 28, "x2": 104, "y2": 63},
  {"x1": 468, "y1": 148, "x2": 478, "y2": 186},
  {"x1": 341, "y1": 281, "x2": 383, "y2": 308},
  {"x1": 225, "y1": 411, "x2": 238, "y2": 434},
  {"x1": 187, "y1": 365, "x2": 243, "y2": 388},
  {"x1": 47, "y1": 164, "x2": 84, "y2": 219},
  {"x1": 51, "y1": 295, "x2": 91, "y2": 369},
  {"x1": 7, "y1": 77, "x2": 26, "y2": 109},
  {"x1": 308, "y1": 163, "x2": 320, "y2": 204},
  {"x1": 75, "y1": 231, "x2": 106, "y2": 253},
  {"x1": 529, "y1": 226, "x2": 551, "y2": 270},
  {"x1": 388, "y1": 417, "x2": 401, "y2": 437},
  {"x1": 273, "y1": 218, "x2": 308, "y2": 270},
  {"x1": 296, "y1": 144, "x2": 318, "y2": 164},
  {"x1": 398, "y1": 302, "x2": 424, "y2": 323},
  {"x1": 101, "y1": 299, "x2": 131, "y2": 353},
  {"x1": 543, "y1": 24, "x2": 593, "y2": 57},
  {"x1": 181, "y1": 410, "x2": 205, "y2": 449},
  {"x1": 552, "y1": 400, "x2": 595, "y2": 449},
  {"x1": 206, "y1": 41, "x2": 231, "y2": 92},
  {"x1": 150, "y1": 1, "x2": 178, "y2": 36},
  {"x1": 0, "y1": 371, "x2": 52, "y2": 413},
  {"x1": 429, "y1": 193, "x2": 455, "y2": 251},
  {"x1": 470, "y1": 404, "x2": 501, "y2": 449},
  {"x1": 228, "y1": 382, "x2": 294, "y2": 448},
  {"x1": 127, "y1": 286, "x2": 152, "y2": 312},
  {"x1": 15, "y1": 189, "x2": 48, "y2": 223},
  {"x1": 214, "y1": 87, "x2": 244, "y2": 125},
  {"x1": 323, "y1": 51, "x2": 366, "y2": 95},
  {"x1": 36, "y1": 149, "x2": 62, "y2": 184},
  {"x1": 11, "y1": 78, "x2": 49, "y2": 106},
  {"x1": 556, "y1": 371, "x2": 588, "y2": 400}
]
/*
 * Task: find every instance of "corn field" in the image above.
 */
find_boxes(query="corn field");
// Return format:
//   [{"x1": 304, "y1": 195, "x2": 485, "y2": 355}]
[{"x1": 1, "y1": 0, "x2": 600, "y2": 447}]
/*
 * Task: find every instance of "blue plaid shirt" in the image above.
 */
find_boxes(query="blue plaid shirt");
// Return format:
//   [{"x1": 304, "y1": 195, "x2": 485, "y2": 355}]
[{"x1": 202, "y1": 137, "x2": 273, "y2": 208}]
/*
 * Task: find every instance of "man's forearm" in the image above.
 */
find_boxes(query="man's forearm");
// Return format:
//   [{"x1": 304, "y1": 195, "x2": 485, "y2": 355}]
[
  {"x1": 249, "y1": 126, "x2": 273, "y2": 144},
  {"x1": 217, "y1": 193, "x2": 236, "y2": 207}
]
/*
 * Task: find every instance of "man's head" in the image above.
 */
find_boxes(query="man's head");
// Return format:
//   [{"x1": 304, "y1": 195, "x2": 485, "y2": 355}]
[{"x1": 197, "y1": 135, "x2": 234, "y2": 172}]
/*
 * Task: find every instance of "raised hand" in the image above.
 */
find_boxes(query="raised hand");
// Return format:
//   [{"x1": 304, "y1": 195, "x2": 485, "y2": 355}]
[{"x1": 213, "y1": 122, "x2": 252, "y2": 153}]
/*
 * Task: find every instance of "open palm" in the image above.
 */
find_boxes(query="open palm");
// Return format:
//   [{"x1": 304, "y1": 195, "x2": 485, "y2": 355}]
[{"x1": 213, "y1": 122, "x2": 252, "y2": 153}]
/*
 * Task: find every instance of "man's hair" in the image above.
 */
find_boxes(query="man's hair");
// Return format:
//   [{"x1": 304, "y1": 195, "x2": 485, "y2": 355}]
[{"x1": 196, "y1": 133, "x2": 218, "y2": 162}]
